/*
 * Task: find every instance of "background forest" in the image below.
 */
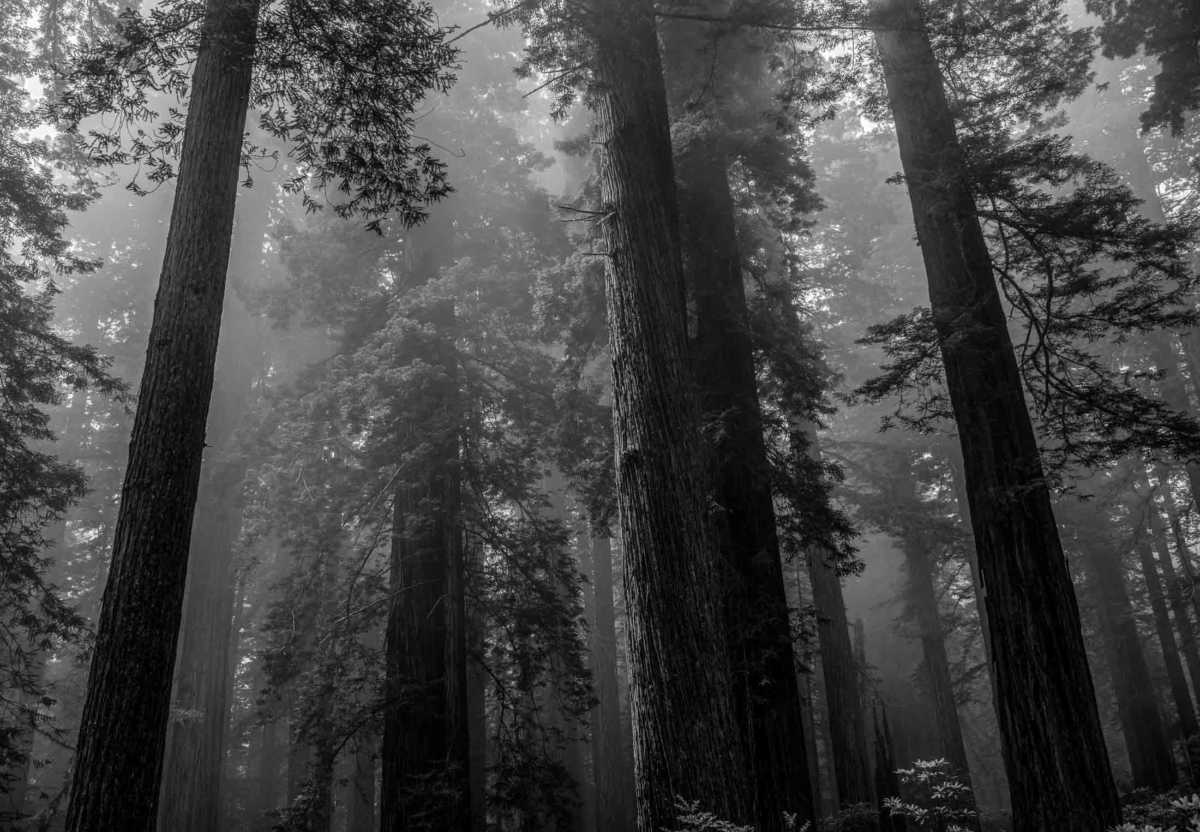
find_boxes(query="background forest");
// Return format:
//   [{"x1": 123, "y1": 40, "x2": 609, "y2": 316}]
[{"x1": 6, "y1": 0, "x2": 1200, "y2": 830}]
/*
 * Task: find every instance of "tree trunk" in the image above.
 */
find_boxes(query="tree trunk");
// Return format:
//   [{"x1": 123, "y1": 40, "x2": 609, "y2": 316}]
[
  {"x1": 252, "y1": 719, "x2": 284, "y2": 832},
  {"x1": 901, "y1": 534, "x2": 972, "y2": 778},
  {"x1": 807, "y1": 544, "x2": 874, "y2": 807},
  {"x1": 588, "y1": 532, "x2": 636, "y2": 832},
  {"x1": 379, "y1": 298, "x2": 469, "y2": 832},
  {"x1": 1150, "y1": 506, "x2": 1200, "y2": 702},
  {"x1": 585, "y1": 0, "x2": 754, "y2": 826},
  {"x1": 1087, "y1": 539, "x2": 1176, "y2": 789},
  {"x1": 158, "y1": 204, "x2": 263, "y2": 829},
  {"x1": 467, "y1": 538, "x2": 488, "y2": 832},
  {"x1": 64, "y1": 0, "x2": 258, "y2": 827},
  {"x1": 155, "y1": 471, "x2": 241, "y2": 832},
  {"x1": 676, "y1": 135, "x2": 815, "y2": 830},
  {"x1": 346, "y1": 737, "x2": 376, "y2": 832},
  {"x1": 1136, "y1": 532, "x2": 1200, "y2": 781},
  {"x1": 1163, "y1": 498, "x2": 1200, "y2": 626},
  {"x1": 786, "y1": 547, "x2": 825, "y2": 816},
  {"x1": 870, "y1": 1, "x2": 1120, "y2": 827}
]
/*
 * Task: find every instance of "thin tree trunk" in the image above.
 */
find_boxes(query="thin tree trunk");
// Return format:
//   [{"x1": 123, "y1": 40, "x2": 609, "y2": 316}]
[
  {"x1": 585, "y1": 0, "x2": 754, "y2": 825},
  {"x1": 467, "y1": 537, "x2": 488, "y2": 832},
  {"x1": 589, "y1": 531, "x2": 636, "y2": 832},
  {"x1": 1087, "y1": 539, "x2": 1176, "y2": 789},
  {"x1": 676, "y1": 136, "x2": 815, "y2": 830},
  {"x1": 343, "y1": 736, "x2": 376, "y2": 832},
  {"x1": 574, "y1": 527, "x2": 598, "y2": 832},
  {"x1": 64, "y1": 0, "x2": 258, "y2": 826},
  {"x1": 901, "y1": 535, "x2": 971, "y2": 778},
  {"x1": 807, "y1": 544, "x2": 874, "y2": 807},
  {"x1": 1163, "y1": 497, "x2": 1200, "y2": 626},
  {"x1": 870, "y1": 1, "x2": 1120, "y2": 827},
  {"x1": 786, "y1": 547, "x2": 824, "y2": 817},
  {"x1": 1150, "y1": 506, "x2": 1200, "y2": 702},
  {"x1": 252, "y1": 719, "x2": 284, "y2": 832},
  {"x1": 1136, "y1": 532, "x2": 1200, "y2": 782}
]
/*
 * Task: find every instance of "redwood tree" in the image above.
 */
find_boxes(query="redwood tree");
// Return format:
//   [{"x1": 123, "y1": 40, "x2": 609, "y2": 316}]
[
  {"x1": 57, "y1": 0, "x2": 454, "y2": 824},
  {"x1": 514, "y1": 0, "x2": 757, "y2": 823},
  {"x1": 870, "y1": 0, "x2": 1121, "y2": 827}
]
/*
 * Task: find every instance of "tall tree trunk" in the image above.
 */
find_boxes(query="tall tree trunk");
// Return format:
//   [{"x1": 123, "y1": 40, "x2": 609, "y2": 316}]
[
  {"x1": 347, "y1": 736, "x2": 376, "y2": 832},
  {"x1": 793, "y1": 423, "x2": 872, "y2": 809},
  {"x1": 1150, "y1": 506, "x2": 1200, "y2": 701},
  {"x1": 1086, "y1": 538, "x2": 1176, "y2": 789},
  {"x1": 379, "y1": 298, "x2": 469, "y2": 832},
  {"x1": 785, "y1": 546, "x2": 825, "y2": 816},
  {"x1": 64, "y1": 0, "x2": 258, "y2": 827},
  {"x1": 156, "y1": 469, "x2": 241, "y2": 832},
  {"x1": 252, "y1": 719, "x2": 284, "y2": 832},
  {"x1": 574, "y1": 527, "x2": 599, "y2": 832},
  {"x1": 588, "y1": 531, "x2": 636, "y2": 832},
  {"x1": 676, "y1": 135, "x2": 815, "y2": 830},
  {"x1": 900, "y1": 531, "x2": 972, "y2": 778},
  {"x1": 158, "y1": 204, "x2": 263, "y2": 829},
  {"x1": 537, "y1": 476, "x2": 589, "y2": 832},
  {"x1": 870, "y1": 1, "x2": 1120, "y2": 827},
  {"x1": 1163, "y1": 498, "x2": 1200, "y2": 625},
  {"x1": 467, "y1": 538, "x2": 488, "y2": 832},
  {"x1": 585, "y1": 0, "x2": 754, "y2": 826},
  {"x1": 1135, "y1": 531, "x2": 1200, "y2": 782},
  {"x1": 807, "y1": 543, "x2": 874, "y2": 807}
]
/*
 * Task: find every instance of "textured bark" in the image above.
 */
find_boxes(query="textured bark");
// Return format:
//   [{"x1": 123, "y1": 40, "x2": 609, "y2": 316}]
[
  {"x1": 64, "y1": 2, "x2": 258, "y2": 828},
  {"x1": 677, "y1": 140, "x2": 815, "y2": 830},
  {"x1": 158, "y1": 223, "x2": 262, "y2": 830},
  {"x1": 1136, "y1": 533, "x2": 1200, "y2": 781},
  {"x1": 587, "y1": 0, "x2": 754, "y2": 824},
  {"x1": 807, "y1": 546, "x2": 874, "y2": 807},
  {"x1": 870, "y1": 1, "x2": 1120, "y2": 827},
  {"x1": 379, "y1": 299, "x2": 469, "y2": 832},
  {"x1": 588, "y1": 533, "x2": 636, "y2": 832},
  {"x1": 1087, "y1": 540, "x2": 1176, "y2": 789}
]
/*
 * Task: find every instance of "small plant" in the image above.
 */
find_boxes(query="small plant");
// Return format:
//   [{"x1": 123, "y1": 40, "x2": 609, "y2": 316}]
[
  {"x1": 820, "y1": 803, "x2": 879, "y2": 832},
  {"x1": 668, "y1": 797, "x2": 812, "y2": 832},
  {"x1": 1111, "y1": 792, "x2": 1200, "y2": 832},
  {"x1": 883, "y1": 758, "x2": 977, "y2": 832}
]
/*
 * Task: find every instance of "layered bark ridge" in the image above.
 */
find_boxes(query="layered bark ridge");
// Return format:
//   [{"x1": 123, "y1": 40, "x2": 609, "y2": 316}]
[
  {"x1": 871, "y1": 0, "x2": 1120, "y2": 827},
  {"x1": 65, "y1": 1, "x2": 259, "y2": 827},
  {"x1": 587, "y1": 0, "x2": 755, "y2": 824}
]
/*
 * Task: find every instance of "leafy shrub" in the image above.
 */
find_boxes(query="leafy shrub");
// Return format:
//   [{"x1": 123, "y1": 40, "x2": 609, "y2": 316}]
[
  {"x1": 1111, "y1": 793, "x2": 1200, "y2": 832},
  {"x1": 882, "y1": 758, "x2": 976, "y2": 832},
  {"x1": 819, "y1": 802, "x2": 879, "y2": 832}
]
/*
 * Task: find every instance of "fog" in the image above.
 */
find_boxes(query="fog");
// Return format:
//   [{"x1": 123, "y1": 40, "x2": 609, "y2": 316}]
[{"x1": 3, "y1": 0, "x2": 1200, "y2": 830}]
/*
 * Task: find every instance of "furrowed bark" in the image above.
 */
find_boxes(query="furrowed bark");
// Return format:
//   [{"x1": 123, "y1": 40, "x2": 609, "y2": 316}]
[
  {"x1": 64, "y1": 1, "x2": 258, "y2": 827},
  {"x1": 677, "y1": 139, "x2": 815, "y2": 829},
  {"x1": 870, "y1": 1, "x2": 1120, "y2": 826},
  {"x1": 586, "y1": 0, "x2": 754, "y2": 823}
]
